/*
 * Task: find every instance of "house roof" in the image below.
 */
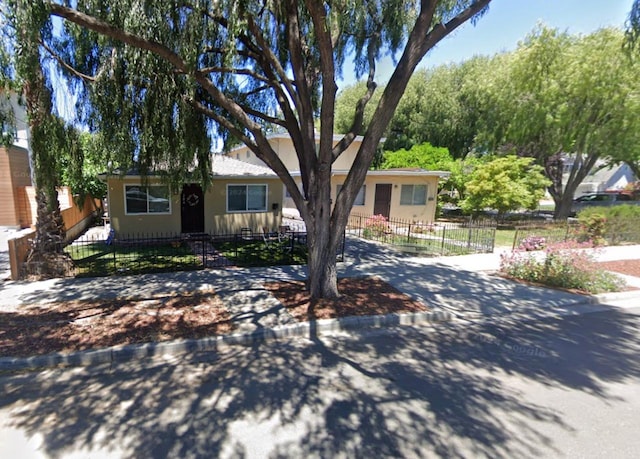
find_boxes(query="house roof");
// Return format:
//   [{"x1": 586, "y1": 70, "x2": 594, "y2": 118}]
[
  {"x1": 98, "y1": 155, "x2": 277, "y2": 180},
  {"x1": 210, "y1": 154, "x2": 276, "y2": 178}
]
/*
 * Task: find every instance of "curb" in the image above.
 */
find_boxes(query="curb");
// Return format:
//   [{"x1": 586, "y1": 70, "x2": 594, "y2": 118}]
[
  {"x1": 588, "y1": 289, "x2": 640, "y2": 303},
  {"x1": 0, "y1": 309, "x2": 453, "y2": 372}
]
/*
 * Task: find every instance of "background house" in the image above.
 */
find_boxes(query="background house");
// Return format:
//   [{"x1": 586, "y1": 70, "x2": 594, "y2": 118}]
[
  {"x1": 101, "y1": 155, "x2": 284, "y2": 237},
  {"x1": 227, "y1": 134, "x2": 449, "y2": 223},
  {"x1": 562, "y1": 156, "x2": 637, "y2": 198},
  {"x1": 0, "y1": 93, "x2": 33, "y2": 229}
]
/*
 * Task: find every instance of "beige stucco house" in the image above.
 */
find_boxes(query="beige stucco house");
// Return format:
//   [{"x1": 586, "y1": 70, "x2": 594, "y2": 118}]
[
  {"x1": 227, "y1": 133, "x2": 449, "y2": 223},
  {"x1": 101, "y1": 155, "x2": 284, "y2": 237}
]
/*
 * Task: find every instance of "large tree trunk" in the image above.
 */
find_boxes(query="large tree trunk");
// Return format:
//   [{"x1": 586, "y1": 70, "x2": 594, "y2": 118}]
[
  {"x1": 548, "y1": 151, "x2": 599, "y2": 219},
  {"x1": 307, "y1": 227, "x2": 340, "y2": 299},
  {"x1": 17, "y1": 15, "x2": 70, "y2": 279},
  {"x1": 304, "y1": 161, "x2": 341, "y2": 299}
]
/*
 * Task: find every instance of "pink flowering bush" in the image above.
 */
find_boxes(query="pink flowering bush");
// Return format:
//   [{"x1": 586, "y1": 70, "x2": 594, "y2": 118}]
[
  {"x1": 363, "y1": 214, "x2": 391, "y2": 239},
  {"x1": 518, "y1": 236, "x2": 546, "y2": 251},
  {"x1": 500, "y1": 240, "x2": 624, "y2": 294}
]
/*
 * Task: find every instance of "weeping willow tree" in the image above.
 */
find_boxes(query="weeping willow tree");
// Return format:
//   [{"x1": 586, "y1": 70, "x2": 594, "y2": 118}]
[
  {"x1": 4, "y1": 1, "x2": 75, "y2": 278},
  {"x1": 14, "y1": 0, "x2": 492, "y2": 297}
]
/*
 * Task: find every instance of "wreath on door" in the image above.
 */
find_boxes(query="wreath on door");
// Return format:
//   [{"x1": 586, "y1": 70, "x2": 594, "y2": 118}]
[{"x1": 185, "y1": 193, "x2": 200, "y2": 207}]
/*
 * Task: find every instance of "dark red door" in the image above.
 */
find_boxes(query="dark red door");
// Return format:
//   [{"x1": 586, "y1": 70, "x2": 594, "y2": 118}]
[
  {"x1": 373, "y1": 184, "x2": 392, "y2": 218},
  {"x1": 181, "y1": 184, "x2": 205, "y2": 233}
]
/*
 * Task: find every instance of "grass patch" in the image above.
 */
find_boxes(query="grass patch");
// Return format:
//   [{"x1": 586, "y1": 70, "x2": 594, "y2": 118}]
[
  {"x1": 494, "y1": 229, "x2": 517, "y2": 248},
  {"x1": 66, "y1": 241, "x2": 201, "y2": 277},
  {"x1": 214, "y1": 239, "x2": 308, "y2": 267}
]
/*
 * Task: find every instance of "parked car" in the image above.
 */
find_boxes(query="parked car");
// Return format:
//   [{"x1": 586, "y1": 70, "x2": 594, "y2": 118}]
[{"x1": 571, "y1": 192, "x2": 639, "y2": 215}]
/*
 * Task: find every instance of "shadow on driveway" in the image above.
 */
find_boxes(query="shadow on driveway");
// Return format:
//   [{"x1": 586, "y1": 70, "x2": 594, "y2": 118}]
[{"x1": 1, "y1": 307, "x2": 638, "y2": 457}]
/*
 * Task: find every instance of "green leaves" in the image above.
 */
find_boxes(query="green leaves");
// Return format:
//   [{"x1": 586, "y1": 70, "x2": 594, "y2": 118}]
[
  {"x1": 461, "y1": 155, "x2": 551, "y2": 216},
  {"x1": 381, "y1": 142, "x2": 452, "y2": 170}
]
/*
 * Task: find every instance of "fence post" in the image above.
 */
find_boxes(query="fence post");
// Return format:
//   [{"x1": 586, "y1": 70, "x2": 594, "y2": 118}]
[
  {"x1": 112, "y1": 238, "x2": 117, "y2": 274},
  {"x1": 467, "y1": 217, "x2": 473, "y2": 249},
  {"x1": 512, "y1": 228, "x2": 519, "y2": 251},
  {"x1": 490, "y1": 227, "x2": 496, "y2": 253},
  {"x1": 201, "y1": 234, "x2": 206, "y2": 267},
  {"x1": 407, "y1": 223, "x2": 412, "y2": 243},
  {"x1": 441, "y1": 225, "x2": 446, "y2": 255}
]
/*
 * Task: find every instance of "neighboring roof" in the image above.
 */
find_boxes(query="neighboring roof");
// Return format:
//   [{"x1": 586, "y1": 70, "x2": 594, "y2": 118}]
[{"x1": 210, "y1": 154, "x2": 276, "y2": 178}]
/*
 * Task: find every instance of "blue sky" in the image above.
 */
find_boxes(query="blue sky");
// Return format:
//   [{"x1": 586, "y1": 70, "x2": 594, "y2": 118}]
[{"x1": 341, "y1": 0, "x2": 633, "y2": 87}]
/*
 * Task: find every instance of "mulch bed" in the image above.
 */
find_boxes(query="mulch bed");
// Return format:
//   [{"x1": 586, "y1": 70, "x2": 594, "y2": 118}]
[
  {"x1": 597, "y1": 259, "x2": 640, "y2": 277},
  {"x1": 264, "y1": 276, "x2": 429, "y2": 321},
  {"x1": 0, "y1": 292, "x2": 233, "y2": 358}
]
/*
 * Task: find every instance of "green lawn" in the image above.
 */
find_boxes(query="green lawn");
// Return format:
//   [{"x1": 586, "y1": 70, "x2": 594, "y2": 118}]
[
  {"x1": 214, "y1": 238, "x2": 308, "y2": 267},
  {"x1": 494, "y1": 229, "x2": 517, "y2": 248},
  {"x1": 66, "y1": 241, "x2": 201, "y2": 277}
]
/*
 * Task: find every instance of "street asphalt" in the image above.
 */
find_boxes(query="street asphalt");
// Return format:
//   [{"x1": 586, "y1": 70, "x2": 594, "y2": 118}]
[{"x1": 1, "y1": 235, "x2": 640, "y2": 371}]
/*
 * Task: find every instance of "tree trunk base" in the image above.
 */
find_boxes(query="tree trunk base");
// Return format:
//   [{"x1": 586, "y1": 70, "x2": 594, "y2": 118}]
[{"x1": 23, "y1": 251, "x2": 75, "y2": 280}]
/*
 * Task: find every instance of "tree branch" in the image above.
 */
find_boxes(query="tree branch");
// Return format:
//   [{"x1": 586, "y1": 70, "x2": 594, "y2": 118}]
[{"x1": 39, "y1": 40, "x2": 98, "y2": 83}]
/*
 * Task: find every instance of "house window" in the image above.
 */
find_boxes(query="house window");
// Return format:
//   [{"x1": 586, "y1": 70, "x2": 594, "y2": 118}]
[
  {"x1": 227, "y1": 184, "x2": 268, "y2": 212},
  {"x1": 400, "y1": 184, "x2": 427, "y2": 205},
  {"x1": 124, "y1": 185, "x2": 171, "y2": 214},
  {"x1": 336, "y1": 184, "x2": 366, "y2": 206}
]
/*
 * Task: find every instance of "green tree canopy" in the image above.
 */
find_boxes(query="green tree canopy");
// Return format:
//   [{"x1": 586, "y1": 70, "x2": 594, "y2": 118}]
[
  {"x1": 460, "y1": 155, "x2": 550, "y2": 217},
  {"x1": 383, "y1": 57, "x2": 492, "y2": 157},
  {"x1": 481, "y1": 26, "x2": 640, "y2": 218},
  {"x1": 380, "y1": 142, "x2": 452, "y2": 170}
]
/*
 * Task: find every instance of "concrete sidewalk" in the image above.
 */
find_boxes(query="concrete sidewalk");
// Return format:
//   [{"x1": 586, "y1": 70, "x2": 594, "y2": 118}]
[{"x1": 1, "y1": 238, "x2": 640, "y2": 370}]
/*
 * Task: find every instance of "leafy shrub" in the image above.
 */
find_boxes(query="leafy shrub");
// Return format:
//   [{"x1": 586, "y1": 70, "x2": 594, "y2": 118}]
[
  {"x1": 363, "y1": 214, "x2": 391, "y2": 239},
  {"x1": 500, "y1": 240, "x2": 625, "y2": 294},
  {"x1": 575, "y1": 212, "x2": 607, "y2": 246},
  {"x1": 576, "y1": 205, "x2": 640, "y2": 245}
]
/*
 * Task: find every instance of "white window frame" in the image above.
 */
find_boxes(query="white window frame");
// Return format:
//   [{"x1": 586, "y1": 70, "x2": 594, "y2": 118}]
[
  {"x1": 124, "y1": 184, "x2": 172, "y2": 215},
  {"x1": 226, "y1": 184, "x2": 269, "y2": 213},
  {"x1": 400, "y1": 184, "x2": 428, "y2": 206},
  {"x1": 336, "y1": 184, "x2": 366, "y2": 206}
]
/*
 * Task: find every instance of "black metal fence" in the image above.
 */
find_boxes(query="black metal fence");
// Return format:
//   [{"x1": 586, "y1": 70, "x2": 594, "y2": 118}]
[
  {"x1": 346, "y1": 214, "x2": 496, "y2": 255},
  {"x1": 511, "y1": 220, "x2": 578, "y2": 250},
  {"x1": 512, "y1": 217, "x2": 640, "y2": 249},
  {"x1": 43, "y1": 229, "x2": 312, "y2": 278}
]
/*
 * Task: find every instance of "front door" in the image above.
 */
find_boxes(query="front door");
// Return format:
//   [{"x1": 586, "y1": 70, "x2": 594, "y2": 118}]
[
  {"x1": 181, "y1": 184, "x2": 205, "y2": 233},
  {"x1": 373, "y1": 184, "x2": 392, "y2": 219}
]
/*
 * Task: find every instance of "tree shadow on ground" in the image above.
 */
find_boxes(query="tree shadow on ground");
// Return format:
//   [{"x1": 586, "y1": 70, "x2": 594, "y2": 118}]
[{"x1": 1, "y1": 307, "x2": 638, "y2": 458}]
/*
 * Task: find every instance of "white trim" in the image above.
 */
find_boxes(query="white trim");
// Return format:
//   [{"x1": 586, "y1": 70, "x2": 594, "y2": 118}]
[
  {"x1": 287, "y1": 169, "x2": 450, "y2": 178},
  {"x1": 226, "y1": 183, "x2": 269, "y2": 213},
  {"x1": 123, "y1": 184, "x2": 172, "y2": 215}
]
